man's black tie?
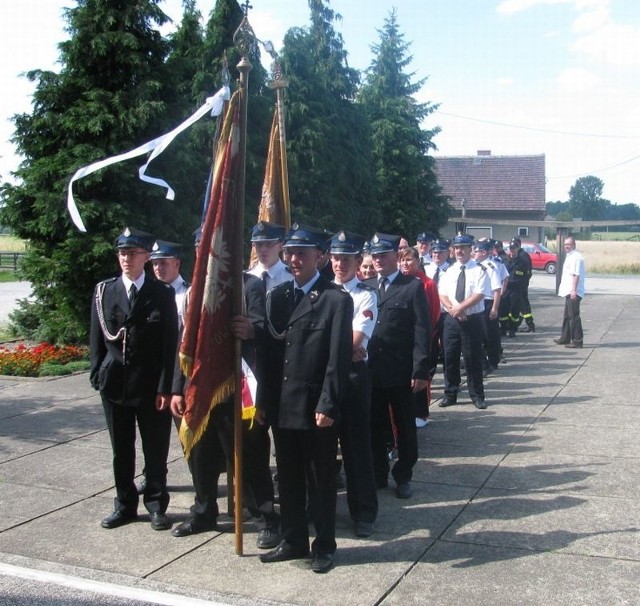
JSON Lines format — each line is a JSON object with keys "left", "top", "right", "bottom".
{"left": 293, "top": 287, "right": 304, "bottom": 308}
{"left": 434, "top": 267, "right": 440, "bottom": 287}
{"left": 128, "top": 284, "right": 138, "bottom": 308}
{"left": 379, "top": 276, "right": 388, "bottom": 295}
{"left": 261, "top": 271, "right": 269, "bottom": 295}
{"left": 455, "top": 266, "right": 466, "bottom": 303}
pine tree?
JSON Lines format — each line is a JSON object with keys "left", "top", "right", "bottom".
{"left": 281, "top": 0, "right": 378, "bottom": 233}
{"left": 358, "top": 9, "right": 449, "bottom": 238}
{"left": 0, "top": 0, "right": 177, "bottom": 342}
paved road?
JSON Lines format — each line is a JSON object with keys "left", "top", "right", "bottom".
{"left": 0, "top": 281, "right": 32, "bottom": 324}
{"left": 2, "top": 278, "right": 639, "bottom": 605}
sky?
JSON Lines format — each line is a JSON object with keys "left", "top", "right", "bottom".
{"left": 1, "top": 0, "right": 639, "bottom": 204}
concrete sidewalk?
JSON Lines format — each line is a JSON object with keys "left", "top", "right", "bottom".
{"left": 1, "top": 281, "right": 639, "bottom": 605}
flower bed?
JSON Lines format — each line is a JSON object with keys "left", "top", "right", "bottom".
{"left": 0, "top": 342, "right": 89, "bottom": 377}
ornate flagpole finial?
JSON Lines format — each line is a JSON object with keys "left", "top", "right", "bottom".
{"left": 233, "top": 4, "right": 257, "bottom": 59}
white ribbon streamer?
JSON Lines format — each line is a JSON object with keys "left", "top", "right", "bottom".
{"left": 67, "top": 86, "right": 230, "bottom": 232}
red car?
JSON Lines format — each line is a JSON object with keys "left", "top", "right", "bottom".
{"left": 520, "top": 242, "right": 557, "bottom": 274}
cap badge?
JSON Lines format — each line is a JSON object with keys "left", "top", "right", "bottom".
{"left": 124, "top": 227, "right": 131, "bottom": 237}
{"left": 338, "top": 231, "right": 346, "bottom": 242}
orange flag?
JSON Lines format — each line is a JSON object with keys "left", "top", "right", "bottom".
{"left": 249, "top": 106, "right": 290, "bottom": 267}
{"left": 179, "top": 91, "right": 241, "bottom": 458}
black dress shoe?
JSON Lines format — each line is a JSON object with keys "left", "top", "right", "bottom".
{"left": 311, "top": 553, "right": 334, "bottom": 574}
{"left": 473, "top": 397, "right": 487, "bottom": 410}
{"left": 101, "top": 510, "right": 137, "bottom": 529}
{"left": 354, "top": 520, "right": 374, "bottom": 538}
{"left": 565, "top": 342, "right": 583, "bottom": 349}
{"left": 257, "top": 527, "right": 281, "bottom": 549}
{"left": 520, "top": 324, "right": 535, "bottom": 333}
{"left": 553, "top": 338, "right": 569, "bottom": 345}
{"left": 171, "top": 516, "right": 217, "bottom": 537}
{"left": 395, "top": 482, "right": 413, "bottom": 499}
{"left": 438, "top": 398, "right": 456, "bottom": 408}
{"left": 150, "top": 512, "right": 171, "bottom": 531}
{"left": 259, "top": 541, "right": 309, "bottom": 563}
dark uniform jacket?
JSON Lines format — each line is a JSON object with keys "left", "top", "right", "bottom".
{"left": 365, "top": 273, "right": 431, "bottom": 389}
{"left": 256, "top": 276, "right": 353, "bottom": 430}
{"left": 506, "top": 250, "right": 532, "bottom": 286}
{"left": 90, "top": 276, "right": 178, "bottom": 406}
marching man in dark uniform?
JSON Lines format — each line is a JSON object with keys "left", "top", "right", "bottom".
{"left": 90, "top": 227, "right": 178, "bottom": 530}
{"left": 256, "top": 224, "right": 353, "bottom": 574}
{"left": 365, "top": 232, "right": 431, "bottom": 499}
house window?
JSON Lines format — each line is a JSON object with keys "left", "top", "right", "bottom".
{"left": 518, "top": 227, "right": 529, "bottom": 237}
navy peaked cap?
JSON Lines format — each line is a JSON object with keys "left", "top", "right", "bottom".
{"left": 473, "top": 238, "right": 492, "bottom": 252}
{"left": 328, "top": 230, "right": 366, "bottom": 255}
{"left": 251, "top": 220, "right": 286, "bottom": 241}
{"left": 368, "top": 232, "right": 401, "bottom": 254}
{"left": 150, "top": 240, "right": 184, "bottom": 260}
{"left": 453, "top": 234, "right": 474, "bottom": 246}
{"left": 430, "top": 238, "right": 449, "bottom": 252}
{"left": 116, "top": 227, "right": 155, "bottom": 251}
{"left": 416, "top": 231, "right": 436, "bottom": 243}
{"left": 284, "top": 223, "right": 328, "bottom": 251}
{"left": 509, "top": 237, "right": 522, "bottom": 248}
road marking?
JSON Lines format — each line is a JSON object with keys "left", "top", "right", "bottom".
{"left": 0, "top": 562, "right": 227, "bottom": 605}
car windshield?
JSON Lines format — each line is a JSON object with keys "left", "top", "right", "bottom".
{"left": 537, "top": 243, "right": 552, "bottom": 253}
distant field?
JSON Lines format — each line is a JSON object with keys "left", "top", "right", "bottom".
{"left": 591, "top": 231, "right": 640, "bottom": 242}
{"left": 572, "top": 241, "right": 640, "bottom": 274}
{"left": 0, "top": 235, "right": 26, "bottom": 252}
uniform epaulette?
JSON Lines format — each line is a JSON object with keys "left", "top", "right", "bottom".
{"left": 182, "top": 280, "right": 190, "bottom": 289}
{"left": 161, "top": 282, "right": 173, "bottom": 289}
{"left": 486, "top": 262, "right": 495, "bottom": 270}
{"left": 98, "top": 277, "right": 118, "bottom": 286}
{"left": 356, "top": 282, "right": 375, "bottom": 291}
{"left": 494, "top": 256, "right": 504, "bottom": 264}
{"left": 479, "top": 264, "right": 487, "bottom": 272}
{"left": 284, "top": 266, "right": 292, "bottom": 274}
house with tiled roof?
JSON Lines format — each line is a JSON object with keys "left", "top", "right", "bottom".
{"left": 434, "top": 151, "right": 546, "bottom": 243}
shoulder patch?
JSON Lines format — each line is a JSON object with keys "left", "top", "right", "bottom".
{"left": 356, "top": 282, "right": 375, "bottom": 291}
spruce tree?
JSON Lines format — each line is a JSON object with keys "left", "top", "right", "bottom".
{"left": 281, "top": 0, "right": 378, "bottom": 233}
{"left": 358, "top": 9, "right": 449, "bottom": 237}
{"left": 0, "top": 0, "right": 177, "bottom": 342}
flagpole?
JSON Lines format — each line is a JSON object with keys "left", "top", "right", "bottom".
{"left": 268, "top": 59, "right": 291, "bottom": 228}
{"left": 232, "top": 7, "right": 254, "bottom": 557}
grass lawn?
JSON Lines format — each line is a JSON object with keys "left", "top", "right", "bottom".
{"left": 0, "top": 235, "right": 26, "bottom": 252}
{"left": 0, "top": 271, "right": 19, "bottom": 283}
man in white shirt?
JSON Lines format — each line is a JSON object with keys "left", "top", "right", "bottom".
{"left": 329, "top": 230, "right": 378, "bottom": 538}
{"left": 247, "top": 221, "right": 293, "bottom": 291}
{"left": 438, "top": 234, "right": 490, "bottom": 409}
{"left": 150, "top": 240, "right": 189, "bottom": 328}
{"left": 554, "top": 235, "right": 586, "bottom": 349}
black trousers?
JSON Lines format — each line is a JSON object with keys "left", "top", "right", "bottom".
{"left": 188, "top": 397, "right": 275, "bottom": 523}
{"left": 101, "top": 395, "right": 171, "bottom": 515}
{"left": 500, "top": 284, "right": 523, "bottom": 332}
{"left": 273, "top": 425, "right": 338, "bottom": 555}
{"left": 371, "top": 384, "right": 418, "bottom": 486}
{"left": 560, "top": 295, "right": 583, "bottom": 344}
{"left": 339, "top": 361, "right": 378, "bottom": 524}
{"left": 443, "top": 313, "right": 485, "bottom": 401}
{"left": 483, "top": 299, "right": 502, "bottom": 368}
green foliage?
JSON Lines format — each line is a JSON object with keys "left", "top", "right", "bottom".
{"left": 39, "top": 359, "right": 91, "bottom": 376}
{"left": 569, "top": 176, "right": 608, "bottom": 220}
{"left": 281, "top": 0, "right": 378, "bottom": 233}
{"left": 357, "top": 9, "right": 449, "bottom": 237}
{"left": 0, "top": 0, "right": 271, "bottom": 343}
